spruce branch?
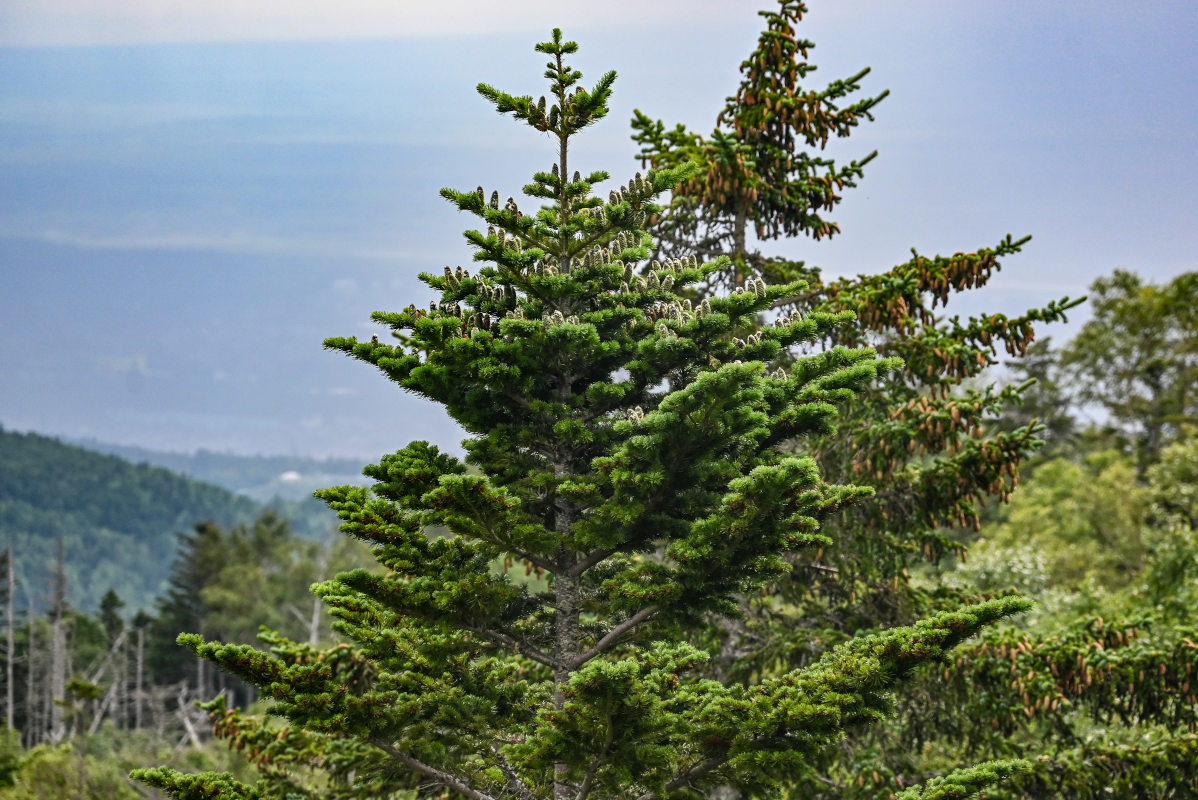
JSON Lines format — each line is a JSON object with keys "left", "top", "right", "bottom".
{"left": 462, "top": 624, "right": 563, "bottom": 671}
{"left": 490, "top": 745, "right": 539, "bottom": 800}
{"left": 568, "top": 604, "right": 660, "bottom": 669}
{"left": 371, "top": 739, "right": 499, "bottom": 800}
{"left": 635, "top": 756, "right": 726, "bottom": 800}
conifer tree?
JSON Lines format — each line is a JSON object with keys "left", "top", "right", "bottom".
{"left": 99, "top": 588, "right": 125, "bottom": 645}
{"left": 627, "top": 6, "right": 1198, "bottom": 797}
{"left": 147, "top": 521, "right": 227, "bottom": 693}
{"left": 630, "top": 2, "right": 1088, "bottom": 795}
{"left": 135, "top": 30, "right": 1029, "bottom": 800}
{"left": 631, "top": 0, "right": 887, "bottom": 293}
{"left": 632, "top": 0, "right": 1079, "bottom": 659}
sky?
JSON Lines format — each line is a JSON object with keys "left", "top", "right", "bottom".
{"left": 1, "top": 1, "right": 1196, "bottom": 461}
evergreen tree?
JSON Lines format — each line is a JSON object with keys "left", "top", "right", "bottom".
{"left": 632, "top": 0, "right": 1078, "bottom": 654}
{"left": 147, "top": 521, "right": 227, "bottom": 692}
{"left": 98, "top": 589, "right": 124, "bottom": 646}
{"left": 135, "top": 30, "right": 1029, "bottom": 800}
{"left": 628, "top": 2, "right": 1089, "bottom": 795}
{"left": 631, "top": 0, "right": 886, "bottom": 292}
{"left": 633, "top": 1, "right": 1079, "bottom": 637}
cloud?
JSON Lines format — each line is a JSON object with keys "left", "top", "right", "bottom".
{"left": 309, "top": 386, "right": 358, "bottom": 398}
{"left": 0, "top": 228, "right": 452, "bottom": 263}
{"left": 1, "top": 0, "right": 740, "bottom": 47}
{"left": 95, "top": 353, "right": 150, "bottom": 377}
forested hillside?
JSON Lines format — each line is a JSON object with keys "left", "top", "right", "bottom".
{"left": 0, "top": 427, "right": 265, "bottom": 613}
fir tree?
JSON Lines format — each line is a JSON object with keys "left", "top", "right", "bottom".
{"left": 135, "top": 30, "right": 1029, "bottom": 800}
{"left": 632, "top": 4, "right": 1080, "bottom": 622}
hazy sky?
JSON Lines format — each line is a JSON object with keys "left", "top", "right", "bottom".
{"left": 2, "top": 2, "right": 1196, "bottom": 460}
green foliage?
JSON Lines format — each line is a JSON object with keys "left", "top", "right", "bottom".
{"left": 1003, "top": 728, "right": 1198, "bottom": 799}
{"left": 996, "top": 339, "right": 1076, "bottom": 457}
{"left": 0, "top": 743, "right": 141, "bottom": 800}
{"left": 624, "top": 8, "right": 1198, "bottom": 800}
{"left": 1061, "top": 269, "right": 1197, "bottom": 468}
{"left": 0, "top": 426, "right": 262, "bottom": 613}
{"left": 894, "top": 760, "right": 1030, "bottom": 800}
{"left": 149, "top": 512, "right": 371, "bottom": 689}
{"left": 0, "top": 725, "right": 264, "bottom": 800}
{"left": 138, "top": 29, "right": 1024, "bottom": 800}
{"left": 1142, "top": 437, "right": 1198, "bottom": 614}
{"left": 957, "top": 454, "right": 1149, "bottom": 600}
{"left": 199, "top": 512, "right": 324, "bottom": 644}
{"left": 0, "top": 730, "right": 20, "bottom": 789}
{"left": 99, "top": 588, "right": 125, "bottom": 643}
{"left": 889, "top": 429, "right": 1198, "bottom": 799}
{"left": 148, "top": 519, "right": 233, "bottom": 687}
{"left": 632, "top": 0, "right": 887, "bottom": 289}
{"left": 631, "top": 7, "right": 1082, "bottom": 682}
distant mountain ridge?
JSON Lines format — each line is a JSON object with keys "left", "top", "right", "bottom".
{"left": 66, "top": 437, "right": 369, "bottom": 502}
{"left": 0, "top": 426, "right": 362, "bottom": 615}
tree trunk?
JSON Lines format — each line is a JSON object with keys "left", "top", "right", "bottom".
{"left": 5, "top": 543, "right": 13, "bottom": 730}
{"left": 732, "top": 205, "right": 747, "bottom": 287}
{"left": 135, "top": 626, "right": 144, "bottom": 730}
{"left": 49, "top": 538, "right": 67, "bottom": 743}
{"left": 24, "top": 592, "right": 36, "bottom": 747}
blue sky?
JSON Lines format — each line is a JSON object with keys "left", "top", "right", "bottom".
{"left": 1, "top": 2, "right": 1196, "bottom": 460}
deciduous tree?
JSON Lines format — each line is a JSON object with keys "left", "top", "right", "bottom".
{"left": 1061, "top": 269, "right": 1197, "bottom": 469}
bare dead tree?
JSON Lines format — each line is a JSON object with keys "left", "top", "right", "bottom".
{"left": 4, "top": 542, "right": 13, "bottom": 731}
{"left": 49, "top": 537, "right": 68, "bottom": 743}
{"left": 135, "top": 625, "right": 144, "bottom": 730}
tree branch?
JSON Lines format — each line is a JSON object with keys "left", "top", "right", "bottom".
{"left": 575, "top": 701, "right": 616, "bottom": 800}
{"left": 371, "top": 739, "right": 498, "bottom": 800}
{"left": 463, "top": 624, "right": 562, "bottom": 671}
{"left": 569, "top": 605, "right": 660, "bottom": 669}
{"left": 575, "top": 762, "right": 598, "bottom": 800}
{"left": 567, "top": 547, "right": 617, "bottom": 578}
{"left": 636, "top": 755, "right": 728, "bottom": 800}
{"left": 482, "top": 525, "right": 556, "bottom": 573}
{"left": 490, "top": 744, "right": 537, "bottom": 800}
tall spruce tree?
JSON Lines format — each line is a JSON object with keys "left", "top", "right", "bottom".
{"left": 632, "top": 0, "right": 1078, "bottom": 660}
{"left": 630, "top": 2, "right": 1088, "bottom": 796}
{"left": 135, "top": 30, "right": 1030, "bottom": 800}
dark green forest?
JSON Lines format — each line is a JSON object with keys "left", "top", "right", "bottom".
{"left": 1, "top": 4, "right": 1195, "bottom": 799}
{"left": 0, "top": 428, "right": 265, "bottom": 614}
{"left": 0, "top": 428, "right": 342, "bottom": 614}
